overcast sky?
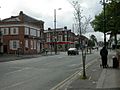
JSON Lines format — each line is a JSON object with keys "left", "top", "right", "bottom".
{"left": 0, "top": 0, "right": 109, "bottom": 41}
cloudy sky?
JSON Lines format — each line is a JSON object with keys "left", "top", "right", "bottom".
{"left": 0, "top": 0, "right": 109, "bottom": 41}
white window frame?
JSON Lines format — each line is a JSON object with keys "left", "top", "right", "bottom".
{"left": 58, "top": 35, "right": 62, "bottom": 42}
{"left": 47, "top": 38, "right": 50, "bottom": 42}
{"left": 9, "top": 40, "right": 19, "bottom": 50}
{"left": 37, "top": 30, "right": 40, "bottom": 37}
{"left": 25, "top": 40, "right": 29, "bottom": 48}
{"left": 10, "top": 27, "right": 19, "bottom": 35}
{"left": 34, "top": 40, "right": 36, "bottom": 49}
{"left": 30, "top": 28, "right": 36, "bottom": 36}
{"left": 1, "top": 28, "right": 9, "bottom": 35}
{"left": 25, "top": 27, "right": 29, "bottom": 35}
{"left": 31, "top": 40, "right": 33, "bottom": 49}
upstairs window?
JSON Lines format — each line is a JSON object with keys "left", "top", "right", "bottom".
{"left": 37, "top": 30, "right": 40, "bottom": 37}
{"left": 25, "top": 27, "right": 29, "bottom": 35}
{"left": 10, "top": 27, "right": 19, "bottom": 35}
{"left": 30, "top": 28, "right": 36, "bottom": 36}
{"left": 1, "top": 28, "right": 9, "bottom": 35}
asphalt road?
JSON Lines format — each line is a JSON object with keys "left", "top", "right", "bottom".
{"left": 0, "top": 50, "right": 100, "bottom": 90}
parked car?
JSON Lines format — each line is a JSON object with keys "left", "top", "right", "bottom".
{"left": 67, "top": 48, "right": 79, "bottom": 55}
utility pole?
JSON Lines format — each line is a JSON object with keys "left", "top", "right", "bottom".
{"left": 54, "top": 8, "right": 62, "bottom": 55}
{"left": 54, "top": 9, "right": 57, "bottom": 55}
{"left": 103, "top": 0, "right": 107, "bottom": 47}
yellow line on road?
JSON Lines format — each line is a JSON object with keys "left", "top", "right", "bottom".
{"left": 50, "top": 59, "right": 98, "bottom": 90}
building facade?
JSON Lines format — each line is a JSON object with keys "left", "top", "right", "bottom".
{"left": 0, "top": 11, "right": 44, "bottom": 54}
{"left": 75, "top": 35, "right": 89, "bottom": 49}
{"left": 44, "top": 27, "right": 76, "bottom": 51}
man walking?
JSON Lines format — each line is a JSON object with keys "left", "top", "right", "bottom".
{"left": 100, "top": 46, "right": 108, "bottom": 68}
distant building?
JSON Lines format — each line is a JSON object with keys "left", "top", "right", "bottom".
{"left": 0, "top": 30, "right": 3, "bottom": 54}
{"left": 75, "top": 35, "right": 89, "bottom": 49}
{"left": 0, "top": 11, "right": 44, "bottom": 54}
{"left": 44, "top": 27, "right": 75, "bottom": 51}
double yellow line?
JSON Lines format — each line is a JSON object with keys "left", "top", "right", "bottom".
{"left": 50, "top": 59, "right": 98, "bottom": 90}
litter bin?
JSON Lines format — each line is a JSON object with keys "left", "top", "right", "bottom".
{"left": 112, "top": 56, "right": 119, "bottom": 68}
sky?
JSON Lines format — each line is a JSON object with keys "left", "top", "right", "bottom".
{"left": 0, "top": 0, "right": 109, "bottom": 41}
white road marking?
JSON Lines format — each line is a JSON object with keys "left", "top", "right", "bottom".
{"left": 1, "top": 76, "right": 39, "bottom": 90}
{"left": 5, "top": 67, "right": 30, "bottom": 75}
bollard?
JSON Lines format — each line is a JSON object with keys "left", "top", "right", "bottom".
{"left": 112, "top": 56, "right": 119, "bottom": 68}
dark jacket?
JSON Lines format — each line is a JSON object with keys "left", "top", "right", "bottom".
{"left": 100, "top": 47, "right": 108, "bottom": 57}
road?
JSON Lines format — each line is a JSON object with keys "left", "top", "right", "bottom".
{"left": 0, "top": 50, "right": 100, "bottom": 90}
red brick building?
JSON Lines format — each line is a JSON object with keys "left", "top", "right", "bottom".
{"left": 44, "top": 27, "right": 75, "bottom": 51}
{"left": 0, "top": 11, "right": 44, "bottom": 54}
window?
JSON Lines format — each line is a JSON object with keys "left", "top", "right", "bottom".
{"left": 30, "top": 28, "right": 36, "bottom": 36}
{"left": 10, "top": 27, "right": 18, "bottom": 35}
{"left": 65, "top": 37, "right": 67, "bottom": 41}
{"left": 9, "top": 40, "right": 19, "bottom": 50}
{"left": 31, "top": 40, "right": 33, "bottom": 49}
{"left": 34, "top": 40, "right": 36, "bottom": 49}
{"left": 25, "top": 40, "right": 29, "bottom": 48}
{"left": 1, "top": 28, "right": 9, "bottom": 35}
{"left": 37, "top": 30, "right": 40, "bottom": 37}
{"left": 25, "top": 27, "right": 29, "bottom": 35}
{"left": 47, "top": 38, "right": 50, "bottom": 42}
{"left": 37, "top": 42, "right": 40, "bottom": 52}
{"left": 13, "top": 41, "right": 17, "bottom": 48}
{"left": 58, "top": 35, "right": 62, "bottom": 42}
{"left": 47, "top": 33, "right": 50, "bottom": 37}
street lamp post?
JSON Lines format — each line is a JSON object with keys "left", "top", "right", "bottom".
{"left": 54, "top": 8, "right": 62, "bottom": 54}
{"left": 103, "top": 0, "right": 107, "bottom": 47}
{"left": 100, "top": 0, "right": 108, "bottom": 47}
{"left": 54, "top": 9, "right": 57, "bottom": 54}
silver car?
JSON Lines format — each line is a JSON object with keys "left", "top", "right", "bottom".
{"left": 67, "top": 48, "right": 79, "bottom": 55}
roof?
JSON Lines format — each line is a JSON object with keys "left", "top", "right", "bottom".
{"left": 1, "top": 11, "right": 44, "bottom": 24}
{"left": 20, "top": 11, "right": 44, "bottom": 23}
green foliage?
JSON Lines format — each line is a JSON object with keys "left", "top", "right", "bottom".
{"left": 90, "top": 35, "right": 97, "bottom": 43}
{"left": 91, "top": 1, "right": 120, "bottom": 34}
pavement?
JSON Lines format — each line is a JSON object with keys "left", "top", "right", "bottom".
{"left": 59, "top": 50, "right": 120, "bottom": 90}
{"left": 0, "top": 50, "right": 120, "bottom": 90}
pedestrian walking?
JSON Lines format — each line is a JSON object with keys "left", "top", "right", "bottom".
{"left": 100, "top": 46, "right": 108, "bottom": 68}
{"left": 45, "top": 49, "right": 48, "bottom": 55}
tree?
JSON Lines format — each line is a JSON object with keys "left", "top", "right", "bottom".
{"left": 90, "top": 35, "right": 97, "bottom": 46}
{"left": 91, "top": 0, "right": 120, "bottom": 47}
{"left": 70, "top": 1, "right": 91, "bottom": 48}
{"left": 88, "top": 40, "right": 93, "bottom": 54}
{"left": 71, "top": 1, "right": 91, "bottom": 79}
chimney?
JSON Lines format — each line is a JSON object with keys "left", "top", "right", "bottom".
{"left": 48, "top": 28, "right": 51, "bottom": 30}
{"left": 19, "top": 11, "right": 23, "bottom": 15}
{"left": 19, "top": 11, "right": 24, "bottom": 22}
{"left": 64, "top": 26, "right": 67, "bottom": 30}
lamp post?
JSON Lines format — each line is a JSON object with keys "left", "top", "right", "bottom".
{"left": 54, "top": 8, "right": 62, "bottom": 54}
{"left": 103, "top": 0, "right": 107, "bottom": 47}
{"left": 100, "top": 0, "right": 108, "bottom": 47}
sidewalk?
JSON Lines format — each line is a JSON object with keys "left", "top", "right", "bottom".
{"left": 97, "top": 50, "right": 120, "bottom": 89}
{"left": 63, "top": 50, "right": 120, "bottom": 90}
